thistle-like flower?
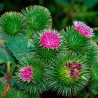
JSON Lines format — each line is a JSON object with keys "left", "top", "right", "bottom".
{"left": 16, "top": 58, "right": 47, "bottom": 93}
{"left": 39, "top": 30, "right": 62, "bottom": 50}
{"left": 73, "top": 21, "right": 94, "bottom": 37}
{"left": 48, "top": 53, "right": 90, "bottom": 96}
{"left": 0, "top": 12, "right": 25, "bottom": 35}
{"left": 66, "top": 61, "right": 82, "bottom": 79}
{"left": 18, "top": 66, "right": 34, "bottom": 83}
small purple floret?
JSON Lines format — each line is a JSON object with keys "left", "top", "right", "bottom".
{"left": 66, "top": 61, "right": 82, "bottom": 78}
{"left": 73, "top": 21, "right": 94, "bottom": 37}
{"left": 18, "top": 66, "right": 34, "bottom": 83}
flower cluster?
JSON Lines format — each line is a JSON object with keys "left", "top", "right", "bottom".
{"left": 39, "top": 30, "right": 62, "bottom": 50}
{"left": 18, "top": 66, "right": 34, "bottom": 83}
{"left": 73, "top": 21, "right": 94, "bottom": 37}
{"left": 66, "top": 61, "right": 82, "bottom": 79}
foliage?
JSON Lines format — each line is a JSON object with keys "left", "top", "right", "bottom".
{"left": 0, "top": 4, "right": 98, "bottom": 98}
{"left": 5, "top": 38, "right": 31, "bottom": 63}
{"left": 0, "top": 45, "right": 14, "bottom": 64}
{"left": 0, "top": 78, "right": 17, "bottom": 98}
{"left": 0, "top": 78, "right": 40, "bottom": 98}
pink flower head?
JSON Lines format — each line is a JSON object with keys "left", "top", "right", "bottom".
{"left": 39, "top": 29, "right": 62, "bottom": 50}
{"left": 73, "top": 21, "right": 94, "bottom": 37}
{"left": 18, "top": 66, "right": 34, "bottom": 83}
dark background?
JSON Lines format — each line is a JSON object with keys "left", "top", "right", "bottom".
{"left": 0, "top": 0, "right": 98, "bottom": 98}
{"left": 0, "top": 0, "right": 98, "bottom": 43}
{"left": 0, "top": 0, "right": 98, "bottom": 30}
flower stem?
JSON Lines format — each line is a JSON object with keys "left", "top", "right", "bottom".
{"left": 7, "top": 61, "right": 10, "bottom": 73}
{"left": 9, "top": 63, "right": 16, "bottom": 75}
{"left": 26, "top": 29, "right": 32, "bottom": 38}
{"left": 5, "top": 46, "right": 11, "bottom": 74}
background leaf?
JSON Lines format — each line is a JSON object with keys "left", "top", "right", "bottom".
{"left": 55, "top": 0, "right": 71, "bottom": 7}
{"left": 5, "top": 38, "right": 31, "bottom": 63}
{"left": 0, "top": 45, "right": 14, "bottom": 64}
{"left": 84, "top": 0, "right": 98, "bottom": 8}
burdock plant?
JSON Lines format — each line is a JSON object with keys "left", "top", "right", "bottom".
{"left": 15, "top": 58, "right": 47, "bottom": 94}
{"left": 0, "top": 5, "right": 98, "bottom": 98}
{"left": 0, "top": 12, "right": 25, "bottom": 36}
{"left": 48, "top": 53, "right": 90, "bottom": 96}
{"left": 30, "top": 29, "right": 66, "bottom": 63}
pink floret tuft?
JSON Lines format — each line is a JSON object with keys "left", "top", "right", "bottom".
{"left": 73, "top": 21, "right": 94, "bottom": 37}
{"left": 39, "top": 30, "right": 62, "bottom": 50}
{"left": 18, "top": 66, "right": 34, "bottom": 83}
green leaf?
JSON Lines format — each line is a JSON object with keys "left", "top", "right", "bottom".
{"left": 84, "top": 0, "right": 98, "bottom": 8}
{"left": 55, "top": 0, "right": 71, "bottom": 7}
{"left": 5, "top": 38, "right": 31, "bottom": 63}
{"left": 0, "top": 45, "right": 14, "bottom": 64}
{"left": 27, "top": 39, "right": 35, "bottom": 51}
{"left": 0, "top": 33, "right": 10, "bottom": 42}
{"left": 22, "top": 5, "right": 52, "bottom": 31}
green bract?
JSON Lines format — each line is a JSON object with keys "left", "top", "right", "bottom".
{"left": 0, "top": 12, "right": 25, "bottom": 35}
{"left": 90, "top": 64, "right": 98, "bottom": 94}
{"left": 48, "top": 53, "right": 90, "bottom": 96}
{"left": 61, "top": 27, "right": 90, "bottom": 54}
{"left": 15, "top": 58, "right": 47, "bottom": 94}
{"left": 22, "top": 5, "right": 52, "bottom": 31}
{"left": 86, "top": 42, "right": 98, "bottom": 67}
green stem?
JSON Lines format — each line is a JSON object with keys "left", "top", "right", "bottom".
{"left": 26, "top": 29, "right": 32, "bottom": 38}
{"left": 7, "top": 61, "right": 10, "bottom": 73}
{"left": 5, "top": 46, "right": 11, "bottom": 73}
{"left": 9, "top": 63, "right": 16, "bottom": 75}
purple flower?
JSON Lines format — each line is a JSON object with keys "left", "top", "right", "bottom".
{"left": 73, "top": 21, "right": 94, "bottom": 37}
{"left": 76, "top": 64, "right": 82, "bottom": 70}
{"left": 18, "top": 66, "right": 34, "bottom": 83}
{"left": 66, "top": 61, "right": 82, "bottom": 78}
{"left": 71, "top": 69, "right": 80, "bottom": 77}
{"left": 39, "top": 29, "right": 62, "bottom": 50}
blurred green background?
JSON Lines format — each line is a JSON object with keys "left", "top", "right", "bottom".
{"left": 0, "top": 0, "right": 98, "bottom": 43}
